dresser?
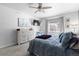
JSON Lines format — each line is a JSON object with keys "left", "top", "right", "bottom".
{"left": 17, "top": 28, "right": 35, "bottom": 45}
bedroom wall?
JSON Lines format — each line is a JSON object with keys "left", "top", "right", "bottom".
{"left": 63, "top": 11, "right": 79, "bottom": 33}
{"left": 0, "top": 5, "right": 32, "bottom": 48}
{"left": 40, "top": 19, "right": 47, "bottom": 34}
{"left": 40, "top": 11, "right": 79, "bottom": 34}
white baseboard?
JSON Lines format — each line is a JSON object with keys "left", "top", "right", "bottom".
{"left": 0, "top": 43, "right": 17, "bottom": 48}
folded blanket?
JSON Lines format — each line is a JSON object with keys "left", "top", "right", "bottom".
{"left": 36, "top": 35, "right": 52, "bottom": 39}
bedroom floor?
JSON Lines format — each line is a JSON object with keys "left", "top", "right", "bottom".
{"left": 0, "top": 43, "right": 30, "bottom": 56}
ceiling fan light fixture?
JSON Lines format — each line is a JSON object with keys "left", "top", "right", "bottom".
{"left": 29, "top": 3, "right": 52, "bottom": 13}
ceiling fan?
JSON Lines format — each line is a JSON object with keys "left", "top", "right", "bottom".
{"left": 29, "top": 3, "right": 52, "bottom": 13}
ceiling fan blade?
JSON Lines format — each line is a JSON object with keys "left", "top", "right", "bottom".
{"left": 34, "top": 10, "right": 39, "bottom": 13}
{"left": 29, "top": 6, "right": 38, "bottom": 9}
{"left": 42, "top": 7, "right": 52, "bottom": 9}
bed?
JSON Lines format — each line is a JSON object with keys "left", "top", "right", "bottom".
{"left": 28, "top": 32, "right": 79, "bottom": 56}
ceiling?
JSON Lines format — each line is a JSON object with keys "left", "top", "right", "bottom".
{"left": 0, "top": 3, "right": 79, "bottom": 18}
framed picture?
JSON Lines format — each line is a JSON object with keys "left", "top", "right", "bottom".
{"left": 18, "top": 18, "right": 27, "bottom": 27}
{"left": 32, "top": 20, "right": 40, "bottom": 26}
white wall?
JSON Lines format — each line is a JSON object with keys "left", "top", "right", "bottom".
{"left": 63, "top": 11, "right": 79, "bottom": 33}
{"left": 0, "top": 5, "right": 32, "bottom": 48}
{"left": 40, "top": 11, "right": 79, "bottom": 34}
{"left": 40, "top": 19, "right": 47, "bottom": 34}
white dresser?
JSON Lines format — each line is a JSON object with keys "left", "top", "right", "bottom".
{"left": 17, "top": 28, "right": 35, "bottom": 45}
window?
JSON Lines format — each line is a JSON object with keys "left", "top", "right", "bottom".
{"left": 47, "top": 17, "right": 64, "bottom": 36}
{"left": 48, "top": 22, "right": 60, "bottom": 35}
